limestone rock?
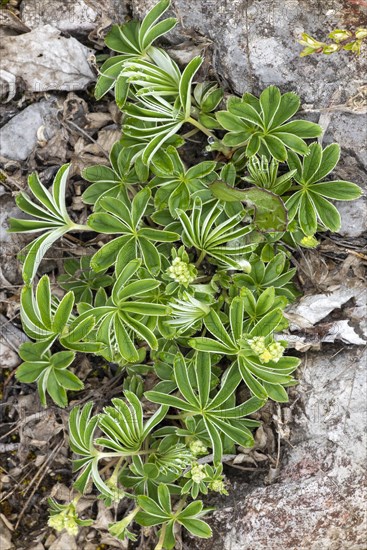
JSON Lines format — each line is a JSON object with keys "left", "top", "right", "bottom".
{"left": 0, "top": 193, "right": 28, "bottom": 285}
{"left": 20, "top": 0, "right": 128, "bottom": 34}
{"left": 0, "top": 98, "right": 60, "bottom": 161}
{"left": 0, "top": 25, "right": 95, "bottom": 93}
{"left": 131, "top": 0, "right": 367, "bottom": 106}
{"left": 21, "top": 0, "right": 98, "bottom": 35}
{"left": 192, "top": 348, "right": 367, "bottom": 550}
{"left": 338, "top": 197, "right": 367, "bottom": 238}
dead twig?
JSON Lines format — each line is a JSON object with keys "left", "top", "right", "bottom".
{"left": 14, "top": 438, "right": 64, "bottom": 530}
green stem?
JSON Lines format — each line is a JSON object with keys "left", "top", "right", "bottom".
{"left": 174, "top": 498, "right": 187, "bottom": 516}
{"left": 165, "top": 413, "right": 193, "bottom": 420}
{"left": 187, "top": 116, "right": 216, "bottom": 139}
{"left": 195, "top": 250, "right": 207, "bottom": 268}
{"left": 109, "top": 456, "right": 125, "bottom": 485}
{"left": 70, "top": 223, "right": 91, "bottom": 232}
{"left": 182, "top": 127, "right": 200, "bottom": 139}
{"left": 99, "top": 449, "right": 153, "bottom": 459}
{"left": 155, "top": 522, "right": 168, "bottom": 550}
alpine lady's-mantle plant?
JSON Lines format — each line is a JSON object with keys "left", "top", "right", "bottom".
{"left": 9, "top": 1, "right": 362, "bottom": 548}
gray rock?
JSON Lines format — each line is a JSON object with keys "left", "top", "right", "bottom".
{"left": 0, "top": 193, "right": 28, "bottom": 285}
{"left": 20, "top": 0, "right": 129, "bottom": 34}
{"left": 131, "top": 0, "right": 367, "bottom": 106}
{"left": 0, "top": 98, "right": 59, "bottom": 161}
{"left": 338, "top": 197, "right": 367, "bottom": 238}
{"left": 0, "top": 25, "right": 95, "bottom": 93}
{"left": 21, "top": 0, "right": 98, "bottom": 35}
{"left": 323, "top": 110, "right": 367, "bottom": 170}
{"left": 192, "top": 348, "right": 367, "bottom": 550}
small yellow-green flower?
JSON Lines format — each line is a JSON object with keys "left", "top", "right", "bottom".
{"left": 267, "top": 342, "right": 284, "bottom": 363}
{"left": 248, "top": 336, "right": 284, "bottom": 363}
{"left": 48, "top": 497, "right": 92, "bottom": 537}
{"left": 108, "top": 507, "right": 139, "bottom": 542}
{"left": 300, "top": 235, "right": 319, "bottom": 248}
{"left": 191, "top": 463, "right": 206, "bottom": 484}
{"left": 209, "top": 479, "right": 228, "bottom": 495}
{"left": 355, "top": 28, "right": 367, "bottom": 40}
{"left": 248, "top": 336, "right": 267, "bottom": 355}
{"left": 167, "top": 257, "right": 197, "bottom": 286}
{"left": 259, "top": 349, "right": 273, "bottom": 363}
{"left": 328, "top": 29, "right": 352, "bottom": 42}
{"left": 189, "top": 439, "right": 208, "bottom": 456}
{"left": 48, "top": 509, "right": 78, "bottom": 536}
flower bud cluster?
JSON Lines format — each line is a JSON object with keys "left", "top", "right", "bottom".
{"left": 300, "top": 235, "right": 319, "bottom": 248}
{"left": 189, "top": 439, "right": 208, "bottom": 456}
{"left": 248, "top": 336, "right": 284, "bottom": 363}
{"left": 48, "top": 509, "right": 79, "bottom": 536}
{"left": 209, "top": 479, "right": 228, "bottom": 495}
{"left": 167, "top": 257, "right": 197, "bottom": 286}
{"left": 190, "top": 463, "right": 206, "bottom": 484}
{"left": 248, "top": 336, "right": 266, "bottom": 355}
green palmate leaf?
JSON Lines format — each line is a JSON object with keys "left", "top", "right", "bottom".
{"left": 88, "top": 189, "right": 179, "bottom": 273}
{"left": 146, "top": 353, "right": 263, "bottom": 462}
{"left": 82, "top": 142, "right": 143, "bottom": 205}
{"left": 286, "top": 144, "right": 362, "bottom": 234}
{"left": 20, "top": 275, "right": 102, "bottom": 354}
{"left": 210, "top": 180, "right": 288, "bottom": 232}
{"left": 8, "top": 165, "right": 88, "bottom": 283}
{"left": 95, "top": 0, "right": 177, "bottom": 101}
{"left": 16, "top": 346, "right": 80, "bottom": 408}
{"left": 76, "top": 260, "right": 170, "bottom": 361}
{"left": 216, "top": 86, "right": 322, "bottom": 160}
{"left": 151, "top": 146, "right": 216, "bottom": 216}
{"left": 69, "top": 395, "right": 167, "bottom": 498}
{"left": 58, "top": 256, "right": 113, "bottom": 305}
{"left": 136, "top": 484, "right": 212, "bottom": 548}
{"left": 190, "top": 296, "right": 299, "bottom": 401}
{"left": 115, "top": 47, "right": 206, "bottom": 165}
{"left": 176, "top": 198, "right": 255, "bottom": 268}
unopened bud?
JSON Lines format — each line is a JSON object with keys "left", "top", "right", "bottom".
{"left": 328, "top": 29, "right": 352, "bottom": 42}
{"left": 300, "top": 235, "right": 319, "bottom": 248}
{"left": 323, "top": 43, "right": 340, "bottom": 54}
{"left": 355, "top": 28, "right": 367, "bottom": 40}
